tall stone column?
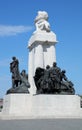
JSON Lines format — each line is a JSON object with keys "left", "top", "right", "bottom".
{"left": 34, "top": 43, "right": 44, "bottom": 71}
{"left": 43, "top": 43, "right": 56, "bottom": 68}
{"left": 27, "top": 11, "right": 58, "bottom": 94}
{"left": 28, "top": 42, "right": 44, "bottom": 94}
{"left": 28, "top": 47, "right": 35, "bottom": 94}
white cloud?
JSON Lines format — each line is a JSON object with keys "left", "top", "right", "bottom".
{"left": 0, "top": 25, "right": 33, "bottom": 36}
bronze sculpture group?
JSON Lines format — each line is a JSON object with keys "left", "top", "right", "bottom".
{"left": 6, "top": 57, "right": 75, "bottom": 95}
{"left": 6, "top": 57, "right": 30, "bottom": 94}
{"left": 34, "top": 62, "right": 75, "bottom": 94}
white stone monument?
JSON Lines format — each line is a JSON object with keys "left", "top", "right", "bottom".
{"left": 1, "top": 11, "right": 82, "bottom": 119}
{"left": 28, "top": 11, "right": 57, "bottom": 94}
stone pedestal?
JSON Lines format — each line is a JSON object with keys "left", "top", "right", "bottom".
{"left": 28, "top": 31, "right": 57, "bottom": 94}
{"left": 2, "top": 94, "right": 82, "bottom": 119}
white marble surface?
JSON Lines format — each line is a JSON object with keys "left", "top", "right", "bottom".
{"left": 28, "top": 31, "right": 57, "bottom": 94}
{"left": 28, "top": 31, "right": 57, "bottom": 48}
{"left": 34, "top": 11, "right": 51, "bottom": 32}
{"left": 2, "top": 94, "right": 82, "bottom": 118}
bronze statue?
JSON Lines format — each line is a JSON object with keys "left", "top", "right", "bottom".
{"left": 10, "top": 56, "right": 21, "bottom": 88}
{"left": 34, "top": 62, "right": 75, "bottom": 95}
{"left": 6, "top": 57, "right": 30, "bottom": 94}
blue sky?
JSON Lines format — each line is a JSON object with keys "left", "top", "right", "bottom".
{"left": 0, "top": 0, "right": 82, "bottom": 98}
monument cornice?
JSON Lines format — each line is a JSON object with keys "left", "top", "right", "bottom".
{"left": 28, "top": 31, "right": 58, "bottom": 49}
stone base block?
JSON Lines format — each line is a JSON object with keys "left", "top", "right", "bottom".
{"left": 2, "top": 94, "right": 82, "bottom": 118}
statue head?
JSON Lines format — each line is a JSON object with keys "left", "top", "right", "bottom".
{"left": 53, "top": 62, "right": 57, "bottom": 67}
{"left": 35, "top": 11, "right": 48, "bottom": 23}
{"left": 12, "top": 56, "right": 16, "bottom": 61}
{"left": 22, "top": 69, "right": 26, "bottom": 73}
{"left": 62, "top": 70, "right": 66, "bottom": 73}
{"left": 21, "top": 70, "right": 26, "bottom": 75}
{"left": 46, "top": 65, "right": 50, "bottom": 69}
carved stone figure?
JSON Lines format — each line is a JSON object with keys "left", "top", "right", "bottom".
{"left": 34, "top": 11, "right": 51, "bottom": 32}
{"left": 34, "top": 62, "right": 75, "bottom": 95}
{"left": 6, "top": 57, "right": 30, "bottom": 94}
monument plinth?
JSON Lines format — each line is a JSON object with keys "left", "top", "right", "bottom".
{"left": 2, "top": 94, "right": 82, "bottom": 119}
